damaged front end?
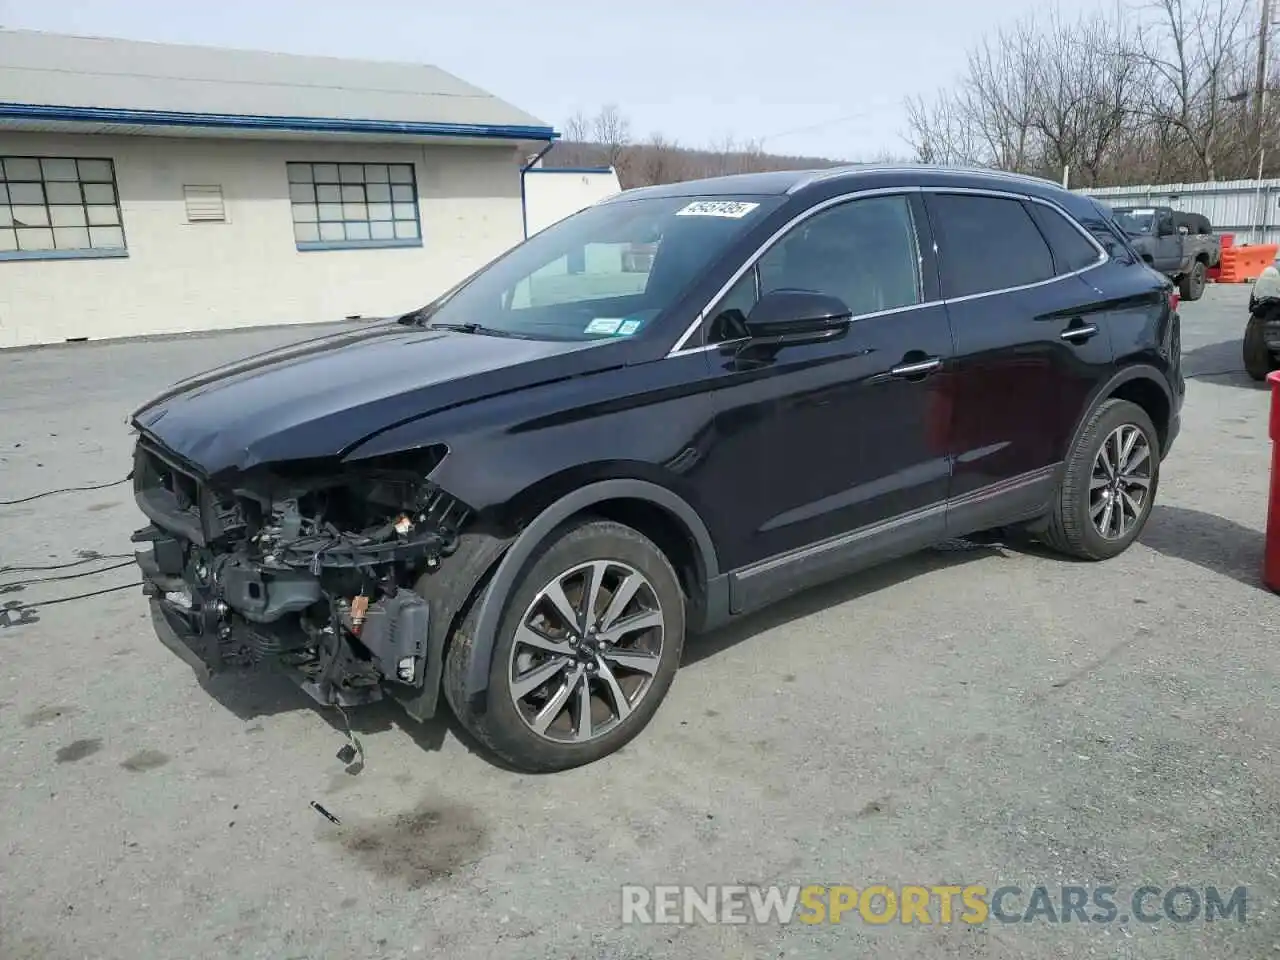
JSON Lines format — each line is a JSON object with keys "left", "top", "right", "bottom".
{"left": 131, "top": 434, "right": 470, "bottom": 714}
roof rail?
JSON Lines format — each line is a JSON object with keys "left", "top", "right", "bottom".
{"left": 786, "top": 163, "right": 1064, "bottom": 194}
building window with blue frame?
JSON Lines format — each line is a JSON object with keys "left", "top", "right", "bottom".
{"left": 0, "top": 156, "right": 127, "bottom": 259}
{"left": 287, "top": 162, "right": 422, "bottom": 250}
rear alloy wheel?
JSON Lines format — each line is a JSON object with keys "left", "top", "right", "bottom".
{"left": 444, "top": 519, "right": 684, "bottom": 772}
{"left": 1088, "top": 424, "right": 1154, "bottom": 542}
{"left": 1179, "top": 260, "right": 1207, "bottom": 301}
{"left": 1243, "top": 313, "right": 1278, "bottom": 382}
{"left": 1039, "top": 399, "right": 1160, "bottom": 561}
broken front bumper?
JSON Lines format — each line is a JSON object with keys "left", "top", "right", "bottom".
{"left": 133, "top": 524, "right": 438, "bottom": 712}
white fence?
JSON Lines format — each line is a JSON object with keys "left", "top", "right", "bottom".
{"left": 1076, "top": 178, "right": 1280, "bottom": 245}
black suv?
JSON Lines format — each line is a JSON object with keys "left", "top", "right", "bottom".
{"left": 130, "top": 166, "right": 1183, "bottom": 772}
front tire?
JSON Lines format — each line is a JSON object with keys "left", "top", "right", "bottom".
{"left": 443, "top": 518, "right": 684, "bottom": 773}
{"left": 1179, "top": 260, "right": 1207, "bottom": 301}
{"left": 1244, "top": 313, "right": 1277, "bottom": 382}
{"left": 1039, "top": 399, "right": 1160, "bottom": 561}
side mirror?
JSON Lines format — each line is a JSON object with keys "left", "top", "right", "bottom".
{"left": 743, "top": 289, "right": 853, "bottom": 340}
{"left": 1157, "top": 219, "right": 1176, "bottom": 237}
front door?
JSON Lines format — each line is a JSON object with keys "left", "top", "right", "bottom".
{"left": 689, "top": 192, "right": 955, "bottom": 613}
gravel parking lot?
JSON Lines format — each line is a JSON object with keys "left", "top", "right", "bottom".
{"left": 2, "top": 287, "right": 1279, "bottom": 960}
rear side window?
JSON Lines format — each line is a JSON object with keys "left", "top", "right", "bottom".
{"left": 1026, "top": 202, "right": 1102, "bottom": 275}
{"left": 1082, "top": 202, "right": 1138, "bottom": 264}
{"left": 928, "top": 193, "right": 1054, "bottom": 298}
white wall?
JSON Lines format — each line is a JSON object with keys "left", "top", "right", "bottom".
{"left": 0, "top": 132, "right": 525, "bottom": 347}
{"left": 523, "top": 168, "right": 621, "bottom": 238}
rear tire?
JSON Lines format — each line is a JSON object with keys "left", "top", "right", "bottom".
{"left": 1179, "top": 260, "right": 1207, "bottom": 301}
{"left": 443, "top": 518, "right": 684, "bottom": 773}
{"left": 1243, "top": 313, "right": 1277, "bottom": 382}
{"left": 1038, "top": 399, "right": 1160, "bottom": 561}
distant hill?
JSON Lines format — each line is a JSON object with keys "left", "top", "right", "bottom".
{"left": 522, "top": 138, "right": 852, "bottom": 190}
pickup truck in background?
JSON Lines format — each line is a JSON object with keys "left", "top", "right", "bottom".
{"left": 1110, "top": 205, "right": 1222, "bottom": 302}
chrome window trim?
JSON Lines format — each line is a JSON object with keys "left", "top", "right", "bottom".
{"left": 668, "top": 184, "right": 1109, "bottom": 357}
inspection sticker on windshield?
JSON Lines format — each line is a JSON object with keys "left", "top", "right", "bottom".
{"left": 676, "top": 200, "right": 760, "bottom": 219}
{"left": 585, "top": 317, "right": 623, "bottom": 335}
{"left": 617, "top": 319, "right": 642, "bottom": 336}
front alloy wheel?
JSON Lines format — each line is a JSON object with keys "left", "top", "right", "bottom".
{"left": 443, "top": 518, "right": 685, "bottom": 772}
{"left": 1089, "top": 424, "right": 1153, "bottom": 541}
{"left": 508, "top": 560, "right": 665, "bottom": 743}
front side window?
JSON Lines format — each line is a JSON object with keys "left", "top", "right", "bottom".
{"left": 287, "top": 162, "right": 420, "bottom": 249}
{"left": 0, "top": 156, "right": 125, "bottom": 257}
{"left": 426, "top": 195, "right": 781, "bottom": 342}
{"left": 929, "top": 193, "right": 1054, "bottom": 298}
{"left": 704, "top": 194, "right": 923, "bottom": 344}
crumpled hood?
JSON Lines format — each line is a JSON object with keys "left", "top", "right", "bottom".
{"left": 132, "top": 320, "right": 611, "bottom": 477}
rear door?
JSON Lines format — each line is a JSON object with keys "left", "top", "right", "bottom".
{"left": 923, "top": 190, "right": 1115, "bottom": 534}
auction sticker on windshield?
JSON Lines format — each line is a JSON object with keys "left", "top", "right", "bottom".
{"left": 585, "top": 317, "right": 623, "bottom": 335}
{"left": 676, "top": 200, "right": 760, "bottom": 219}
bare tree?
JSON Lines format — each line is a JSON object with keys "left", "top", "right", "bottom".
{"left": 903, "top": 92, "right": 982, "bottom": 165}
{"left": 562, "top": 110, "right": 591, "bottom": 144}
{"left": 591, "top": 104, "right": 632, "bottom": 173}
{"left": 641, "top": 132, "right": 686, "bottom": 185}
{"left": 1131, "top": 0, "right": 1252, "bottom": 180}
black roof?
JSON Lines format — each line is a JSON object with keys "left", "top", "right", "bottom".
{"left": 611, "top": 164, "right": 1070, "bottom": 202}
{"left": 604, "top": 163, "right": 1099, "bottom": 224}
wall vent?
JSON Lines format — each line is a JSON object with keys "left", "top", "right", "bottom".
{"left": 183, "top": 185, "right": 226, "bottom": 222}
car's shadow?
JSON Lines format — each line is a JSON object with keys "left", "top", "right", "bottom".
{"left": 191, "top": 503, "right": 1274, "bottom": 764}
{"left": 192, "top": 540, "right": 1006, "bottom": 766}
{"left": 1139, "top": 503, "right": 1270, "bottom": 591}
{"left": 681, "top": 540, "right": 1003, "bottom": 666}
{"left": 1182, "top": 338, "right": 1265, "bottom": 389}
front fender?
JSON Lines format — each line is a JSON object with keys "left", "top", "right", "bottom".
{"left": 459, "top": 479, "right": 720, "bottom": 712}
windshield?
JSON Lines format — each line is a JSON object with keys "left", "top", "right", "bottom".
{"left": 1112, "top": 208, "right": 1155, "bottom": 237}
{"left": 425, "top": 195, "right": 782, "bottom": 341}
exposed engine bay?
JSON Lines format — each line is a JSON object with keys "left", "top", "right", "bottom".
{"left": 131, "top": 434, "right": 472, "bottom": 712}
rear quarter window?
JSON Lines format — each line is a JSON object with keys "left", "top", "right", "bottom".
{"left": 1026, "top": 203, "right": 1103, "bottom": 275}
{"left": 928, "top": 193, "right": 1054, "bottom": 298}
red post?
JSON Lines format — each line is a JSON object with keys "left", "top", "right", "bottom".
{"left": 1266, "top": 370, "right": 1280, "bottom": 592}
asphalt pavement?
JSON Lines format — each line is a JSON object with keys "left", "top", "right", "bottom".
{"left": 1, "top": 289, "right": 1279, "bottom": 959}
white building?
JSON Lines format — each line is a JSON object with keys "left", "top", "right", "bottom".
{"left": 0, "top": 30, "right": 560, "bottom": 348}
{"left": 523, "top": 166, "right": 622, "bottom": 237}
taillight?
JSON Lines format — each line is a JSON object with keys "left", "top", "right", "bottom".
{"left": 1169, "top": 290, "right": 1180, "bottom": 313}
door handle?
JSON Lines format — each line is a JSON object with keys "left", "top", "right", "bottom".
{"left": 889, "top": 357, "right": 942, "bottom": 378}
{"left": 1060, "top": 323, "right": 1099, "bottom": 343}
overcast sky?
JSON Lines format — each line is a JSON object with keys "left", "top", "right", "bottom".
{"left": 0, "top": 0, "right": 1102, "bottom": 160}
